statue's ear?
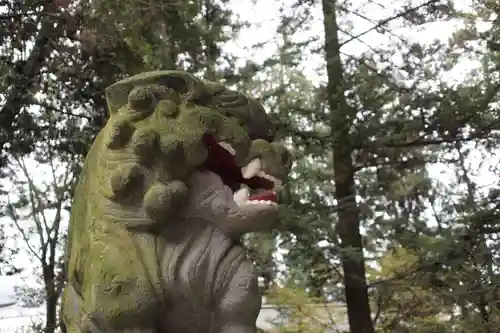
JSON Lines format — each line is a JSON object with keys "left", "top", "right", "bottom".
{"left": 104, "top": 71, "right": 206, "bottom": 115}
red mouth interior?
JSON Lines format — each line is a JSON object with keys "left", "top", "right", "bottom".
{"left": 200, "top": 134, "right": 277, "bottom": 202}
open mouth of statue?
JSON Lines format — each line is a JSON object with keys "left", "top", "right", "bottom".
{"left": 201, "top": 134, "right": 282, "bottom": 206}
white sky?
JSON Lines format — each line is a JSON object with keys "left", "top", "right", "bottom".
{"left": 1, "top": 0, "right": 497, "bottom": 306}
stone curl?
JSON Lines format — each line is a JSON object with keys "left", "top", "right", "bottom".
{"left": 100, "top": 71, "right": 272, "bottom": 228}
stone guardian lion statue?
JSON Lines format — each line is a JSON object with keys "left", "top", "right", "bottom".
{"left": 60, "top": 71, "right": 292, "bottom": 333}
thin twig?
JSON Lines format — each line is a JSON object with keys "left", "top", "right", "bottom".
{"left": 339, "top": 0, "right": 441, "bottom": 47}
{"left": 6, "top": 196, "right": 43, "bottom": 262}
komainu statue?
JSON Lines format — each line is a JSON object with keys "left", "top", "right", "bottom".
{"left": 60, "top": 71, "right": 292, "bottom": 333}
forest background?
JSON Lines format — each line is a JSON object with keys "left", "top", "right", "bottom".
{"left": 1, "top": 0, "right": 500, "bottom": 332}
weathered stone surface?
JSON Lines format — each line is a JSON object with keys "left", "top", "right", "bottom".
{"left": 60, "top": 71, "right": 292, "bottom": 333}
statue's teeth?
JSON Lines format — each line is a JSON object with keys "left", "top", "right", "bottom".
{"left": 242, "top": 159, "right": 261, "bottom": 179}
{"left": 233, "top": 188, "right": 249, "bottom": 206}
{"left": 257, "top": 171, "right": 283, "bottom": 188}
{"left": 217, "top": 142, "right": 236, "bottom": 156}
{"left": 248, "top": 200, "right": 277, "bottom": 206}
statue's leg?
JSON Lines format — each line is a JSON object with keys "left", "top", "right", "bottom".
{"left": 213, "top": 260, "right": 262, "bottom": 333}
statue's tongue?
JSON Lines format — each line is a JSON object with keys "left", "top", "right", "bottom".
{"left": 201, "top": 134, "right": 242, "bottom": 190}
{"left": 249, "top": 190, "right": 277, "bottom": 202}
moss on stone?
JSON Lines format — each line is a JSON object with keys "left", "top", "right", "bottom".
{"left": 131, "top": 127, "right": 158, "bottom": 166}
{"left": 143, "top": 180, "right": 188, "bottom": 221}
{"left": 105, "top": 119, "right": 134, "bottom": 149}
{"left": 109, "top": 163, "right": 144, "bottom": 199}
{"left": 128, "top": 85, "right": 157, "bottom": 112}
{"left": 61, "top": 70, "right": 292, "bottom": 332}
{"left": 155, "top": 99, "right": 179, "bottom": 118}
{"left": 179, "top": 131, "right": 208, "bottom": 167}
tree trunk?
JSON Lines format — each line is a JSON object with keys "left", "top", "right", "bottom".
{"left": 320, "top": 1, "right": 374, "bottom": 333}
{"left": 43, "top": 265, "right": 58, "bottom": 333}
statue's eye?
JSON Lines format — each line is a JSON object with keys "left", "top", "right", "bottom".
{"left": 281, "top": 150, "right": 291, "bottom": 165}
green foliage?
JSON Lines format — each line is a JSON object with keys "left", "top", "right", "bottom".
{"left": 84, "top": 0, "right": 243, "bottom": 75}
{"left": 266, "top": 286, "right": 343, "bottom": 333}
{"left": 244, "top": 0, "right": 500, "bottom": 332}
{"left": 372, "top": 247, "right": 449, "bottom": 332}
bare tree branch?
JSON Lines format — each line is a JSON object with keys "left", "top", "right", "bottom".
{"left": 6, "top": 196, "right": 42, "bottom": 262}
{"left": 339, "top": 0, "right": 441, "bottom": 47}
